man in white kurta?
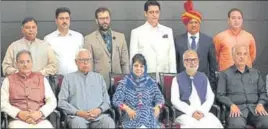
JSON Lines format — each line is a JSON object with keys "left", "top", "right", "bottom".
{"left": 171, "top": 49, "right": 222, "bottom": 128}
{"left": 44, "top": 7, "right": 84, "bottom": 75}
{"left": 129, "top": 1, "right": 176, "bottom": 81}
{"left": 1, "top": 50, "right": 57, "bottom": 128}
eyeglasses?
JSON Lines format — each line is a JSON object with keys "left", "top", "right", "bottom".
{"left": 98, "top": 17, "right": 110, "bottom": 21}
{"left": 184, "top": 58, "right": 198, "bottom": 63}
{"left": 77, "top": 58, "right": 91, "bottom": 63}
{"left": 17, "top": 60, "right": 32, "bottom": 65}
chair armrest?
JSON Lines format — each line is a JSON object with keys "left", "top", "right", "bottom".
{"left": 212, "top": 104, "right": 221, "bottom": 118}
{"left": 160, "top": 106, "right": 170, "bottom": 128}
{"left": 221, "top": 105, "right": 227, "bottom": 126}
{"left": 47, "top": 110, "right": 61, "bottom": 129}
{"left": 104, "top": 108, "right": 115, "bottom": 121}
{"left": 114, "top": 107, "right": 123, "bottom": 128}
{"left": 1, "top": 112, "right": 8, "bottom": 128}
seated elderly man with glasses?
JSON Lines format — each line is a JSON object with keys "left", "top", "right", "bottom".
{"left": 171, "top": 49, "right": 223, "bottom": 128}
{"left": 1, "top": 50, "right": 57, "bottom": 128}
{"left": 58, "top": 48, "right": 115, "bottom": 128}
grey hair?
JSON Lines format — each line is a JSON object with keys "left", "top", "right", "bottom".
{"left": 232, "top": 44, "right": 249, "bottom": 56}
{"left": 182, "top": 49, "right": 199, "bottom": 60}
{"left": 75, "top": 49, "right": 91, "bottom": 59}
{"left": 16, "top": 49, "right": 32, "bottom": 62}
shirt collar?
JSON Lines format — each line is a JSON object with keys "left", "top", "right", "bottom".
{"left": 231, "top": 65, "right": 250, "bottom": 74}
{"left": 99, "top": 29, "right": 112, "bottom": 37}
{"left": 187, "top": 32, "right": 200, "bottom": 39}
{"left": 23, "top": 37, "right": 36, "bottom": 45}
{"left": 56, "top": 29, "right": 72, "bottom": 37}
{"left": 144, "top": 21, "right": 160, "bottom": 31}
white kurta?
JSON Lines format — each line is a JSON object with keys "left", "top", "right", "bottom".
{"left": 171, "top": 77, "right": 223, "bottom": 128}
{"left": 1, "top": 77, "right": 57, "bottom": 128}
{"left": 130, "top": 22, "right": 176, "bottom": 82}
{"left": 44, "top": 30, "right": 84, "bottom": 75}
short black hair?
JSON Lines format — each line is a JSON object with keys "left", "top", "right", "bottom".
{"left": 56, "top": 7, "right": 71, "bottom": 18}
{"left": 132, "top": 54, "right": 147, "bottom": 66}
{"left": 95, "top": 7, "right": 111, "bottom": 19}
{"left": 22, "top": 17, "right": 37, "bottom": 26}
{"left": 144, "top": 0, "right": 161, "bottom": 12}
{"left": 16, "top": 50, "right": 32, "bottom": 62}
{"left": 228, "top": 8, "right": 243, "bottom": 18}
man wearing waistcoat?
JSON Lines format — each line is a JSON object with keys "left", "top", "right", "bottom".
{"left": 1, "top": 50, "right": 57, "bottom": 128}
{"left": 217, "top": 44, "right": 268, "bottom": 128}
{"left": 171, "top": 49, "right": 223, "bottom": 128}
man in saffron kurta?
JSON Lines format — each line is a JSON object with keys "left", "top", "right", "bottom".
{"left": 1, "top": 50, "right": 57, "bottom": 128}
{"left": 214, "top": 8, "right": 256, "bottom": 71}
{"left": 171, "top": 50, "right": 223, "bottom": 128}
{"left": 58, "top": 49, "right": 115, "bottom": 128}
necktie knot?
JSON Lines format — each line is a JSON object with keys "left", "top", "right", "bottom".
{"left": 190, "top": 36, "right": 197, "bottom": 50}
{"left": 191, "top": 36, "right": 196, "bottom": 40}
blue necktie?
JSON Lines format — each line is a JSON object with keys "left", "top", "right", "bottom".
{"left": 190, "top": 36, "right": 197, "bottom": 50}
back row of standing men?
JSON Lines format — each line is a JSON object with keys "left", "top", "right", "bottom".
{"left": 2, "top": 0, "right": 256, "bottom": 92}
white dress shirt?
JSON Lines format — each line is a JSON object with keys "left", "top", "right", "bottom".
{"left": 44, "top": 30, "right": 84, "bottom": 75}
{"left": 1, "top": 77, "right": 57, "bottom": 119}
{"left": 171, "top": 76, "right": 214, "bottom": 115}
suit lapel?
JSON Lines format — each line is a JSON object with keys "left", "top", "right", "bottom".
{"left": 183, "top": 33, "right": 189, "bottom": 52}
{"left": 196, "top": 33, "right": 202, "bottom": 56}
{"left": 96, "top": 31, "right": 111, "bottom": 57}
{"left": 111, "top": 31, "right": 117, "bottom": 61}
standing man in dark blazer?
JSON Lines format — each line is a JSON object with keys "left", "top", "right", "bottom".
{"left": 174, "top": 0, "right": 217, "bottom": 92}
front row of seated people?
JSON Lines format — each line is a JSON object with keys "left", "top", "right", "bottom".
{"left": 1, "top": 45, "right": 268, "bottom": 128}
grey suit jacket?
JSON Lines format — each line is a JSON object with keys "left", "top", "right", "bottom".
{"left": 174, "top": 32, "right": 218, "bottom": 92}
{"left": 83, "top": 30, "right": 130, "bottom": 90}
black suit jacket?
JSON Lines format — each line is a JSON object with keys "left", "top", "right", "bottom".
{"left": 174, "top": 32, "right": 218, "bottom": 92}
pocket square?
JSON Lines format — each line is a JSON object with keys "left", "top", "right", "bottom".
{"left": 162, "top": 34, "right": 168, "bottom": 38}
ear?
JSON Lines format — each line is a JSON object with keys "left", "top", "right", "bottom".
{"left": 95, "top": 19, "right": 98, "bottom": 25}
{"left": 144, "top": 11, "right": 148, "bottom": 18}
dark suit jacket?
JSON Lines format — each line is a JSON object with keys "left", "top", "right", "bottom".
{"left": 174, "top": 32, "right": 218, "bottom": 92}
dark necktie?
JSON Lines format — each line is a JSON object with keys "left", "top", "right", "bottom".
{"left": 190, "top": 36, "right": 197, "bottom": 50}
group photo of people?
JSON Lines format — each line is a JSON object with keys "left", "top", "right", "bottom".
{"left": 1, "top": 0, "right": 268, "bottom": 128}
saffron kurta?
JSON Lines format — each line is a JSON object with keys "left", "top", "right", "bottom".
{"left": 213, "top": 29, "right": 256, "bottom": 71}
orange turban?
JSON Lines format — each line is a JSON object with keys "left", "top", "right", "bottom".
{"left": 181, "top": 0, "right": 202, "bottom": 25}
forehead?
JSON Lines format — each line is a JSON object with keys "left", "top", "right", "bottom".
{"left": 235, "top": 46, "right": 248, "bottom": 53}
{"left": 97, "top": 11, "right": 110, "bottom": 17}
{"left": 57, "top": 12, "right": 70, "bottom": 17}
{"left": 17, "top": 53, "right": 31, "bottom": 60}
{"left": 184, "top": 52, "right": 198, "bottom": 58}
{"left": 23, "top": 21, "right": 37, "bottom": 27}
{"left": 230, "top": 11, "right": 242, "bottom": 17}
{"left": 77, "top": 51, "right": 90, "bottom": 58}
{"left": 148, "top": 5, "right": 160, "bottom": 11}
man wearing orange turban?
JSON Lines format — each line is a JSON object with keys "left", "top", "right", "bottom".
{"left": 173, "top": 1, "right": 222, "bottom": 127}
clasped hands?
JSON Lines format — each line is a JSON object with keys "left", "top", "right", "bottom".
{"left": 76, "top": 108, "right": 102, "bottom": 120}
{"left": 17, "top": 110, "right": 43, "bottom": 124}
